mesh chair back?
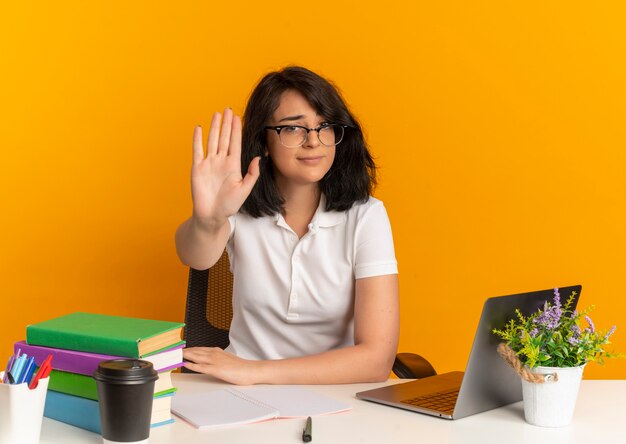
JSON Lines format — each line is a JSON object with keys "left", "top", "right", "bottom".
{"left": 183, "top": 251, "right": 233, "bottom": 352}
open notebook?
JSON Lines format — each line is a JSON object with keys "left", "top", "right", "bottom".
{"left": 171, "top": 386, "right": 352, "bottom": 429}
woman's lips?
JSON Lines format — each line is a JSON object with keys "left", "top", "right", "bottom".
{"left": 297, "top": 156, "right": 324, "bottom": 164}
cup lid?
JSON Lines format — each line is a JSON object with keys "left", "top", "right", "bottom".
{"left": 93, "top": 359, "right": 158, "bottom": 382}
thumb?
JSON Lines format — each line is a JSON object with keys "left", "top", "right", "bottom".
{"left": 241, "top": 156, "right": 261, "bottom": 194}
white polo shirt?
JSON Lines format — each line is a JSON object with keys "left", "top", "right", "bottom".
{"left": 224, "top": 195, "right": 398, "bottom": 360}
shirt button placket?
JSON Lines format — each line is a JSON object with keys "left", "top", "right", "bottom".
{"left": 287, "top": 246, "right": 301, "bottom": 320}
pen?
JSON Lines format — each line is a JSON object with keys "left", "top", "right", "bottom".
{"left": 5, "top": 372, "right": 15, "bottom": 384}
{"left": 29, "top": 354, "right": 53, "bottom": 390}
{"left": 10, "top": 353, "right": 27, "bottom": 383}
{"left": 302, "top": 416, "right": 312, "bottom": 442}
{"left": 2, "top": 355, "right": 15, "bottom": 383}
{"left": 19, "top": 356, "right": 36, "bottom": 384}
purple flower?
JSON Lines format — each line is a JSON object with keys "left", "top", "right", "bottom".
{"left": 567, "top": 323, "right": 581, "bottom": 346}
{"left": 585, "top": 316, "right": 595, "bottom": 333}
{"left": 553, "top": 290, "right": 562, "bottom": 314}
{"left": 529, "top": 328, "right": 539, "bottom": 337}
{"left": 534, "top": 296, "right": 563, "bottom": 330}
{"left": 605, "top": 325, "right": 617, "bottom": 340}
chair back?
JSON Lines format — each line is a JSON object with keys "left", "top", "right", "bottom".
{"left": 183, "top": 251, "right": 233, "bottom": 352}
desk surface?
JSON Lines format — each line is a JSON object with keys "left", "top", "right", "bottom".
{"left": 41, "top": 374, "right": 626, "bottom": 444}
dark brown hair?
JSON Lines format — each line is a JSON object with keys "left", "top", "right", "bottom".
{"left": 240, "top": 66, "right": 376, "bottom": 217}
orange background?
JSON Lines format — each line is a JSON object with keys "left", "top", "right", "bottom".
{"left": 1, "top": 2, "right": 624, "bottom": 379}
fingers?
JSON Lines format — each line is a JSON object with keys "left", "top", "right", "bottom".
{"left": 182, "top": 361, "right": 228, "bottom": 382}
{"left": 183, "top": 361, "right": 217, "bottom": 378}
{"left": 217, "top": 108, "right": 233, "bottom": 156}
{"left": 198, "top": 108, "right": 242, "bottom": 159}
{"left": 241, "top": 156, "right": 261, "bottom": 194}
{"left": 182, "top": 348, "right": 253, "bottom": 384}
{"left": 183, "top": 361, "right": 199, "bottom": 371}
{"left": 192, "top": 125, "right": 204, "bottom": 165}
{"left": 183, "top": 347, "right": 219, "bottom": 364}
{"left": 207, "top": 112, "right": 222, "bottom": 156}
{"left": 228, "top": 115, "right": 242, "bottom": 160}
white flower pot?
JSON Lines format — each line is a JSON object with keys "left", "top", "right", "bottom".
{"left": 521, "top": 364, "right": 585, "bottom": 427}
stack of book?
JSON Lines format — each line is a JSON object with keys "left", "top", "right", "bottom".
{"left": 17, "top": 312, "right": 185, "bottom": 434}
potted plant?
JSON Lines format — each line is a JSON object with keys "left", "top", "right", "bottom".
{"left": 492, "top": 288, "right": 619, "bottom": 427}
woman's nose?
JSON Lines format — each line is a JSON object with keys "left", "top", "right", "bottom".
{"left": 302, "top": 129, "right": 321, "bottom": 148}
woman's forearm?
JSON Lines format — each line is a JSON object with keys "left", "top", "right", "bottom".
{"left": 174, "top": 216, "right": 229, "bottom": 270}
{"left": 253, "top": 343, "right": 396, "bottom": 384}
{"left": 183, "top": 342, "right": 396, "bottom": 386}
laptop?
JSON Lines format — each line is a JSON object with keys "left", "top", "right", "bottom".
{"left": 356, "top": 285, "right": 582, "bottom": 420}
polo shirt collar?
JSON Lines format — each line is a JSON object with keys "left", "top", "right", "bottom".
{"left": 313, "top": 194, "right": 346, "bottom": 229}
{"left": 274, "top": 194, "right": 346, "bottom": 233}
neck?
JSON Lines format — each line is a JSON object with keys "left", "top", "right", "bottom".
{"left": 280, "top": 183, "right": 321, "bottom": 218}
{"left": 276, "top": 180, "right": 321, "bottom": 237}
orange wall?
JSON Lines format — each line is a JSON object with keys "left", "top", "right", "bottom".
{"left": 1, "top": 2, "right": 624, "bottom": 379}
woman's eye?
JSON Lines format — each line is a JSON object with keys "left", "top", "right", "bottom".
{"left": 283, "top": 126, "right": 299, "bottom": 134}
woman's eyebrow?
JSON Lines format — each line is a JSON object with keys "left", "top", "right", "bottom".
{"left": 277, "top": 114, "right": 305, "bottom": 123}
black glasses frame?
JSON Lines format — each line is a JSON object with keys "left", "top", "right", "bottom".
{"left": 264, "top": 123, "right": 348, "bottom": 147}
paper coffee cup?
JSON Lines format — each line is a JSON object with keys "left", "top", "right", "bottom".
{"left": 93, "top": 360, "right": 158, "bottom": 444}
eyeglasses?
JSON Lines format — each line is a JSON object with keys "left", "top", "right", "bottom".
{"left": 265, "top": 123, "right": 347, "bottom": 148}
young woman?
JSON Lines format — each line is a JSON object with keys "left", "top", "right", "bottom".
{"left": 175, "top": 66, "right": 399, "bottom": 385}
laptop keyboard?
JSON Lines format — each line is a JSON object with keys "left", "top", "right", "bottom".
{"left": 400, "top": 388, "right": 459, "bottom": 414}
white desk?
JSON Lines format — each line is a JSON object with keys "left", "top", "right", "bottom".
{"left": 40, "top": 374, "right": 626, "bottom": 444}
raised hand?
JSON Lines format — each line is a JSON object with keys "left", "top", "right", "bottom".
{"left": 191, "top": 109, "right": 260, "bottom": 229}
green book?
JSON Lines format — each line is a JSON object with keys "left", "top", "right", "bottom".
{"left": 48, "top": 369, "right": 177, "bottom": 400}
{"left": 26, "top": 312, "right": 185, "bottom": 358}
{"left": 49, "top": 369, "right": 99, "bottom": 400}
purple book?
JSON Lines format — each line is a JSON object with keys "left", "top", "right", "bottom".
{"left": 15, "top": 341, "right": 184, "bottom": 376}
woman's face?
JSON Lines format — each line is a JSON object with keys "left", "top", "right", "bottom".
{"left": 266, "top": 89, "right": 336, "bottom": 190}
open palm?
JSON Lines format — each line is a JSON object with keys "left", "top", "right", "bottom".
{"left": 191, "top": 109, "right": 260, "bottom": 226}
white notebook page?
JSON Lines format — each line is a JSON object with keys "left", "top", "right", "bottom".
{"left": 172, "top": 386, "right": 352, "bottom": 428}
{"left": 172, "top": 388, "right": 278, "bottom": 429}
{"left": 236, "top": 386, "right": 352, "bottom": 418}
